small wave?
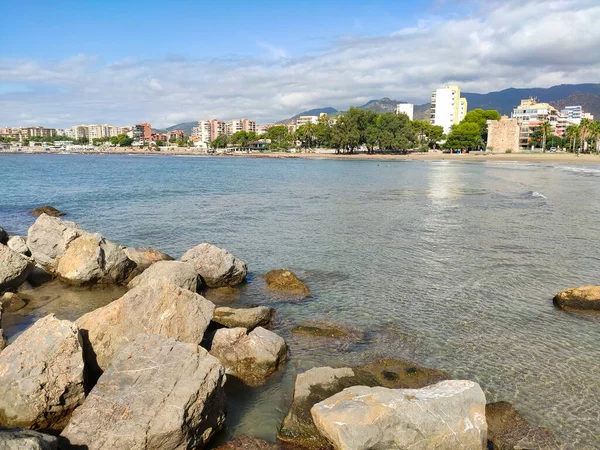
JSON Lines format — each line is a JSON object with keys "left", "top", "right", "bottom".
{"left": 558, "top": 166, "right": 600, "bottom": 174}
{"left": 532, "top": 191, "right": 547, "bottom": 199}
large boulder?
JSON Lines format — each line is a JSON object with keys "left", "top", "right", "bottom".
{"left": 123, "top": 247, "right": 173, "bottom": 277}
{"left": 264, "top": 269, "right": 310, "bottom": 297}
{"left": 278, "top": 361, "right": 448, "bottom": 449}
{"left": 486, "top": 402, "right": 562, "bottom": 449}
{"left": 0, "top": 244, "right": 33, "bottom": 293}
{"left": 128, "top": 260, "right": 199, "bottom": 292}
{"left": 311, "top": 380, "right": 487, "bottom": 450}
{"left": 26, "top": 214, "right": 82, "bottom": 270}
{"left": 56, "top": 233, "right": 135, "bottom": 285}
{"left": 0, "top": 227, "right": 7, "bottom": 245}
{"left": 210, "top": 326, "right": 287, "bottom": 385}
{"left": 213, "top": 306, "right": 274, "bottom": 330}
{"left": 0, "top": 314, "right": 85, "bottom": 430}
{"left": 61, "top": 334, "right": 226, "bottom": 450}
{"left": 26, "top": 215, "right": 135, "bottom": 285}
{"left": 76, "top": 280, "right": 214, "bottom": 380}
{"left": 553, "top": 285, "right": 600, "bottom": 311}
{"left": 0, "top": 428, "right": 58, "bottom": 450}
{"left": 6, "top": 236, "right": 29, "bottom": 256}
{"left": 180, "top": 243, "right": 247, "bottom": 288}
{"left": 0, "top": 304, "right": 5, "bottom": 352}
{"left": 30, "top": 206, "right": 65, "bottom": 217}
{"left": 0, "top": 292, "right": 26, "bottom": 313}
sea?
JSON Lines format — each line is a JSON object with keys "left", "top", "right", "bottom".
{"left": 1, "top": 154, "right": 599, "bottom": 447}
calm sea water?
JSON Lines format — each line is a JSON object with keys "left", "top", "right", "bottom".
{"left": 1, "top": 154, "right": 600, "bottom": 447}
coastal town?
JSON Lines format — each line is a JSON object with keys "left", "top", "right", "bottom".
{"left": 1, "top": 84, "right": 597, "bottom": 155}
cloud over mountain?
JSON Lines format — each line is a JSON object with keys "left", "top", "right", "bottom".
{"left": 1, "top": 0, "right": 599, "bottom": 128}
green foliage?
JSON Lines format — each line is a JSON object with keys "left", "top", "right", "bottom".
{"left": 155, "top": 140, "right": 165, "bottom": 147}
{"left": 92, "top": 137, "right": 110, "bottom": 145}
{"left": 265, "top": 125, "right": 292, "bottom": 150}
{"left": 229, "top": 131, "right": 258, "bottom": 148}
{"left": 443, "top": 108, "right": 500, "bottom": 150}
{"left": 210, "top": 134, "right": 228, "bottom": 149}
{"left": 109, "top": 134, "right": 133, "bottom": 146}
{"left": 505, "top": 149, "right": 512, "bottom": 153}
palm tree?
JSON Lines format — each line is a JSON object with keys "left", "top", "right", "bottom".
{"left": 565, "top": 125, "right": 579, "bottom": 153}
{"left": 589, "top": 121, "right": 600, "bottom": 154}
{"left": 579, "top": 118, "right": 592, "bottom": 153}
{"left": 539, "top": 121, "right": 552, "bottom": 152}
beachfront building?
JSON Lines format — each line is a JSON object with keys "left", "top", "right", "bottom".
{"left": 486, "top": 116, "right": 520, "bottom": 153}
{"left": 511, "top": 99, "right": 559, "bottom": 149}
{"left": 295, "top": 115, "right": 319, "bottom": 127}
{"left": 166, "top": 129, "right": 185, "bottom": 142}
{"left": 194, "top": 119, "right": 226, "bottom": 146}
{"left": 430, "top": 85, "right": 468, "bottom": 134}
{"left": 395, "top": 103, "right": 414, "bottom": 120}
{"left": 132, "top": 123, "right": 152, "bottom": 143}
{"left": 226, "top": 118, "right": 256, "bottom": 136}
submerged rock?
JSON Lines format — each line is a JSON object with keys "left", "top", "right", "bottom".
{"left": 181, "top": 243, "right": 247, "bottom": 288}
{"left": 204, "top": 286, "right": 242, "bottom": 304}
{"left": 76, "top": 280, "right": 214, "bottom": 380}
{"left": 213, "top": 306, "right": 274, "bottom": 330}
{"left": 6, "top": 236, "right": 30, "bottom": 256}
{"left": 61, "top": 334, "right": 226, "bottom": 450}
{"left": 30, "top": 205, "right": 65, "bottom": 217}
{"left": 0, "top": 244, "right": 33, "bottom": 294}
{"left": 311, "top": 380, "right": 487, "bottom": 450}
{"left": 264, "top": 269, "right": 310, "bottom": 296}
{"left": 278, "top": 360, "right": 448, "bottom": 449}
{"left": 486, "top": 401, "right": 562, "bottom": 450}
{"left": 123, "top": 246, "right": 173, "bottom": 276}
{"left": 210, "top": 326, "right": 287, "bottom": 385}
{"left": 0, "top": 292, "right": 27, "bottom": 312}
{"left": 0, "top": 428, "right": 59, "bottom": 450}
{"left": 0, "top": 314, "right": 86, "bottom": 430}
{"left": 553, "top": 285, "right": 600, "bottom": 311}
{"left": 214, "top": 436, "right": 281, "bottom": 449}
{"left": 292, "top": 320, "right": 355, "bottom": 338}
{"left": 128, "top": 260, "right": 199, "bottom": 292}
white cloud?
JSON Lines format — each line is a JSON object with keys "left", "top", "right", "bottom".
{"left": 1, "top": 0, "right": 599, "bottom": 128}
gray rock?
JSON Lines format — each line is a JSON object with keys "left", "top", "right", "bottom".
{"left": 61, "top": 334, "right": 226, "bottom": 450}
{"left": 0, "top": 304, "right": 5, "bottom": 352}
{"left": 213, "top": 306, "right": 274, "bottom": 330}
{"left": 278, "top": 360, "right": 448, "bottom": 449}
{"left": 123, "top": 247, "right": 173, "bottom": 274}
{"left": 0, "top": 314, "right": 86, "bottom": 430}
{"left": 128, "top": 260, "right": 199, "bottom": 292}
{"left": 0, "top": 244, "right": 33, "bottom": 293}
{"left": 0, "top": 428, "right": 58, "bottom": 450}
{"left": 6, "top": 236, "right": 29, "bottom": 256}
{"left": 76, "top": 280, "right": 214, "bottom": 380}
{"left": 27, "top": 264, "right": 53, "bottom": 287}
{"left": 27, "top": 214, "right": 82, "bottom": 270}
{"left": 181, "top": 243, "right": 247, "bottom": 288}
{"left": 56, "top": 233, "right": 135, "bottom": 285}
{"left": 0, "top": 227, "right": 7, "bottom": 245}
{"left": 311, "top": 380, "right": 487, "bottom": 450}
{"left": 210, "top": 326, "right": 287, "bottom": 385}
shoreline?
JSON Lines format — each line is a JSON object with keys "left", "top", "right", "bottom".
{"left": 2, "top": 149, "right": 600, "bottom": 164}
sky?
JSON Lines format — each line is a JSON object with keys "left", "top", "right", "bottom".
{"left": 1, "top": 0, "right": 600, "bottom": 128}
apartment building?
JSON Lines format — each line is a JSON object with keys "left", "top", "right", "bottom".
{"left": 132, "top": 123, "right": 152, "bottom": 142}
{"left": 511, "top": 99, "right": 559, "bottom": 149}
{"left": 395, "top": 103, "right": 414, "bottom": 120}
{"left": 430, "top": 85, "right": 468, "bottom": 134}
{"left": 226, "top": 118, "right": 256, "bottom": 136}
{"left": 295, "top": 115, "right": 319, "bottom": 127}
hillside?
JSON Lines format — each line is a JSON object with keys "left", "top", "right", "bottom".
{"left": 549, "top": 92, "right": 600, "bottom": 119}
{"left": 358, "top": 98, "right": 399, "bottom": 113}
{"left": 153, "top": 121, "right": 197, "bottom": 135}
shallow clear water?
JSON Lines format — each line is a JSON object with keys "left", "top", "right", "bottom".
{"left": 1, "top": 154, "right": 600, "bottom": 447}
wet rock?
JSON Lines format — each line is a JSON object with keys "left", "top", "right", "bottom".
{"left": 76, "top": 280, "right": 214, "bottom": 380}
{"left": 128, "top": 260, "right": 199, "bottom": 292}
{"left": 27, "top": 214, "right": 82, "bottom": 270}
{"left": 0, "top": 292, "right": 27, "bottom": 312}
{"left": 486, "top": 402, "right": 562, "bottom": 450}
{"left": 214, "top": 436, "right": 281, "bottom": 449}
{"left": 0, "top": 304, "right": 5, "bottom": 351}
{"left": 0, "top": 428, "right": 59, "bottom": 450}
{"left": 213, "top": 306, "right": 274, "bottom": 330}
{"left": 311, "top": 380, "right": 487, "bottom": 450}
{"left": 292, "top": 321, "right": 353, "bottom": 338}
{"left": 0, "top": 227, "right": 7, "bottom": 245}
{"left": 181, "top": 243, "right": 247, "bottom": 288}
{"left": 56, "top": 233, "right": 135, "bottom": 285}
{"left": 61, "top": 334, "right": 226, "bottom": 450}
{"left": 553, "top": 285, "right": 600, "bottom": 311}
{"left": 27, "top": 264, "right": 53, "bottom": 287}
{"left": 210, "top": 326, "right": 287, "bottom": 385}
{"left": 123, "top": 246, "right": 173, "bottom": 276}
{"left": 204, "top": 286, "right": 242, "bottom": 304}
{"left": 30, "top": 206, "right": 65, "bottom": 217}
{"left": 0, "top": 314, "right": 85, "bottom": 430}
{"left": 6, "top": 236, "right": 30, "bottom": 256}
{"left": 265, "top": 269, "right": 310, "bottom": 296}
{"left": 278, "top": 360, "right": 448, "bottom": 449}
{"left": 0, "top": 244, "right": 33, "bottom": 293}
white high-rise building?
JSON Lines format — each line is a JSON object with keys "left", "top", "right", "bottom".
{"left": 430, "top": 85, "right": 468, "bottom": 135}
{"left": 395, "top": 103, "right": 414, "bottom": 120}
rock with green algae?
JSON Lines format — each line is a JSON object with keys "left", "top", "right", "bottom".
{"left": 30, "top": 206, "right": 65, "bottom": 217}
{"left": 553, "top": 285, "right": 600, "bottom": 311}
{"left": 264, "top": 269, "right": 310, "bottom": 297}
{"left": 277, "top": 360, "right": 448, "bottom": 449}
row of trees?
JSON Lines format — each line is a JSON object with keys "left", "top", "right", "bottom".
{"left": 443, "top": 109, "right": 501, "bottom": 150}
{"left": 528, "top": 118, "right": 600, "bottom": 153}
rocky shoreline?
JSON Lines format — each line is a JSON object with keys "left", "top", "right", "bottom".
{"left": 0, "top": 213, "right": 580, "bottom": 449}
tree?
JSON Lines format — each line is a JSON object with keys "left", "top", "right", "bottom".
{"left": 230, "top": 131, "right": 257, "bottom": 148}
{"left": 579, "top": 118, "right": 592, "bottom": 153}
{"left": 374, "top": 112, "right": 416, "bottom": 152}
{"left": 443, "top": 122, "right": 482, "bottom": 151}
{"left": 155, "top": 140, "right": 165, "bottom": 147}
{"left": 412, "top": 120, "right": 444, "bottom": 149}
{"left": 565, "top": 125, "right": 579, "bottom": 153}
{"left": 461, "top": 109, "right": 501, "bottom": 142}
{"left": 295, "top": 123, "right": 317, "bottom": 149}
{"left": 538, "top": 121, "right": 552, "bottom": 152}
{"left": 210, "top": 134, "right": 228, "bottom": 149}
{"left": 265, "top": 125, "right": 291, "bottom": 150}
{"left": 314, "top": 115, "right": 333, "bottom": 148}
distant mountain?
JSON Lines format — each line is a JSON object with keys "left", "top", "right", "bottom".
{"left": 153, "top": 121, "right": 198, "bottom": 135}
{"left": 278, "top": 107, "right": 338, "bottom": 124}
{"left": 549, "top": 92, "right": 600, "bottom": 119}
{"left": 358, "top": 97, "right": 400, "bottom": 113}
{"left": 413, "top": 103, "right": 431, "bottom": 121}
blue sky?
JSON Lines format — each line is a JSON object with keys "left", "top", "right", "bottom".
{"left": 1, "top": 0, "right": 598, "bottom": 128}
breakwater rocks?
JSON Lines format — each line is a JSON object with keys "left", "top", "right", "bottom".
{"left": 0, "top": 214, "right": 564, "bottom": 449}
